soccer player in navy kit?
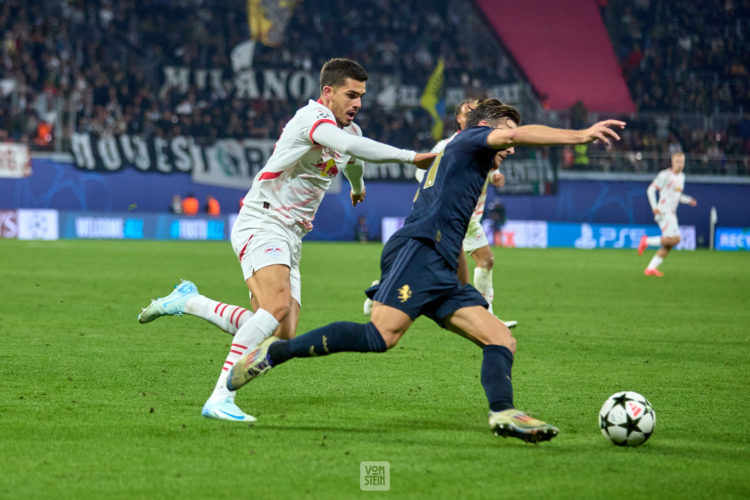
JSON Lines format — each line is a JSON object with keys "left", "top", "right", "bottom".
{"left": 228, "top": 99, "right": 625, "bottom": 442}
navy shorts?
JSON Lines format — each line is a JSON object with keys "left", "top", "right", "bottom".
{"left": 365, "top": 236, "right": 488, "bottom": 328}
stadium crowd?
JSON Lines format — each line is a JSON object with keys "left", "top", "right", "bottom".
{"left": 1, "top": 0, "right": 748, "bottom": 171}
{"left": 605, "top": 0, "right": 749, "bottom": 114}
{"left": 0, "top": 0, "right": 521, "bottom": 152}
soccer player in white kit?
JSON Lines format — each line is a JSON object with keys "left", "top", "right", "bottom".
{"left": 366, "top": 99, "right": 516, "bottom": 327}
{"left": 637, "top": 152, "right": 697, "bottom": 276}
{"left": 137, "top": 58, "right": 436, "bottom": 421}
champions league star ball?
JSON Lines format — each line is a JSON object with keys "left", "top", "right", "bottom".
{"left": 599, "top": 391, "right": 655, "bottom": 446}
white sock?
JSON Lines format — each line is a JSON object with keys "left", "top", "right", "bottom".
{"left": 207, "top": 308, "right": 279, "bottom": 403}
{"left": 647, "top": 255, "right": 663, "bottom": 270}
{"left": 473, "top": 267, "right": 494, "bottom": 315}
{"left": 185, "top": 295, "right": 252, "bottom": 335}
{"left": 646, "top": 236, "right": 662, "bottom": 247}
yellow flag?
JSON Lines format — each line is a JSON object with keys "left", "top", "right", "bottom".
{"left": 247, "top": 0, "right": 298, "bottom": 47}
{"left": 420, "top": 59, "right": 445, "bottom": 140}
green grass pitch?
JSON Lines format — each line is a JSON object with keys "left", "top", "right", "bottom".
{"left": 1, "top": 239, "right": 749, "bottom": 498}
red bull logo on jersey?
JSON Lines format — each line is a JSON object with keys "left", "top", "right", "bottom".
{"left": 315, "top": 158, "right": 339, "bottom": 177}
{"left": 264, "top": 246, "right": 283, "bottom": 255}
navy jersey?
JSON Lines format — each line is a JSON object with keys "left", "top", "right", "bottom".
{"left": 395, "top": 127, "right": 496, "bottom": 266}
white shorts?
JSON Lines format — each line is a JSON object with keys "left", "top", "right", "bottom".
{"left": 655, "top": 213, "right": 680, "bottom": 238}
{"left": 462, "top": 217, "right": 489, "bottom": 254}
{"left": 230, "top": 207, "right": 303, "bottom": 306}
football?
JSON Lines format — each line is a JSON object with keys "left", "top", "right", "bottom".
{"left": 599, "top": 391, "right": 656, "bottom": 446}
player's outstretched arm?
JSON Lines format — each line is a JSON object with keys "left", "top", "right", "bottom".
{"left": 313, "top": 123, "right": 427, "bottom": 165}
{"left": 414, "top": 152, "right": 438, "bottom": 169}
{"left": 487, "top": 120, "right": 626, "bottom": 149}
{"left": 680, "top": 194, "right": 697, "bottom": 207}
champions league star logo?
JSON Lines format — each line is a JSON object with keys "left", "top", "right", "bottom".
{"left": 25, "top": 212, "right": 50, "bottom": 239}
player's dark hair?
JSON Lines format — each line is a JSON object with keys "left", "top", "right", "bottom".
{"left": 454, "top": 98, "right": 478, "bottom": 131}
{"left": 320, "top": 58, "right": 369, "bottom": 92}
{"left": 464, "top": 98, "right": 521, "bottom": 129}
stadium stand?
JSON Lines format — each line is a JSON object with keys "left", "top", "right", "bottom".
{"left": 0, "top": 0, "right": 747, "bottom": 174}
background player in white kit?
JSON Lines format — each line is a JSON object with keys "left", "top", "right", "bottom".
{"left": 637, "top": 151, "right": 697, "bottom": 276}
{"left": 138, "top": 58, "right": 436, "bottom": 422}
{"left": 365, "top": 99, "right": 516, "bottom": 327}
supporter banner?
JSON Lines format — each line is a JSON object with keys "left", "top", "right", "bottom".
{"left": 365, "top": 159, "right": 555, "bottom": 189}
{"left": 495, "top": 159, "right": 556, "bottom": 195}
{"left": 17, "top": 209, "right": 59, "bottom": 240}
{"left": 190, "top": 138, "right": 275, "bottom": 189}
{"left": 60, "top": 211, "right": 227, "bottom": 241}
{"left": 715, "top": 227, "right": 750, "bottom": 251}
{"left": 547, "top": 222, "right": 696, "bottom": 250}
{"left": 0, "top": 210, "right": 18, "bottom": 238}
{"left": 70, "top": 132, "right": 554, "bottom": 189}
{"left": 70, "top": 132, "right": 413, "bottom": 184}
{"left": 364, "top": 163, "right": 421, "bottom": 182}
{"left": 70, "top": 133, "right": 275, "bottom": 187}
{"left": 160, "top": 48, "right": 524, "bottom": 108}
{"left": 0, "top": 142, "right": 32, "bottom": 178}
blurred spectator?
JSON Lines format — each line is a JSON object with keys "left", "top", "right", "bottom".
{"left": 205, "top": 195, "right": 221, "bottom": 216}
{"left": 354, "top": 215, "right": 370, "bottom": 243}
{"left": 169, "top": 194, "right": 183, "bottom": 214}
{"left": 182, "top": 193, "right": 199, "bottom": 215}
{"left": 485, "top": 200, "right": 506, "bottom": 246}
{"left": 573, "top": 144, "right": 589, "bottom": 169}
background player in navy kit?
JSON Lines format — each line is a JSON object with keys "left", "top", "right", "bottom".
{"left": 227, "top": 99, "right": 625, "bottom": 442}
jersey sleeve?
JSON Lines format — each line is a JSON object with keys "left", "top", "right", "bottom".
{"left": 302, "top": 105, "right": 338, "bottom": 145}
{"left": 312, "top": 123, "right": 416, "bottom": 163}
{"left": 647, "top": 170, "right": 667, "bottom": 210}
{"left": 343, "top": 158, "right": 365, "bottom": 194}
{"left": 650, "top": 170, "right": 668, "bottom": 191}
{"left": 679, "top": 193, "right": 694, "bottom": 204}
{"left": 431, "top": 138, "right": 449, "bottom": 154}
{"left": 461, "top": 127, "right": 496, "bottom": 167}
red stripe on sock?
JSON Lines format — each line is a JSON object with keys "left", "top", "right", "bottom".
{"left": 231, "top": 343, "right": 248, "bottom": 349}
{"left": 230, "top": 349, "right": 242, "bottom": 355}
{"left": 222, "top": 367, "right": 229, "bottom": 371}
{"left": 220, "top": 304, "right": 229, "bottom": 316}
{"left": 214, "top": 302, "right": 224, "bottom": 313}
{"left": 234, "top": 309, "right": 248, "bottom": 327}
{"left": 225, "top": 360, "right": 234, "bottom": 366}
{"left": 229, "top": 307, "right": 239, "bottom": 324}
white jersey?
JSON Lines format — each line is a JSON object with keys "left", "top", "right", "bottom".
{"left": 430, "top": 132, "right": 489, "bottom": 222}
{"left": 647, "top": 168, "right": 693, "bottom": 215}
{"left": 243, "top": 99, "right": 361, "bottom": 231}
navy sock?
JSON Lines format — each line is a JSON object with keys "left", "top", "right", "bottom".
{"left": 481, "top": 344, "right": 515, "bottom": 412}
{"left": 268, "top": 322, "right": 387, "bottom": 366}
